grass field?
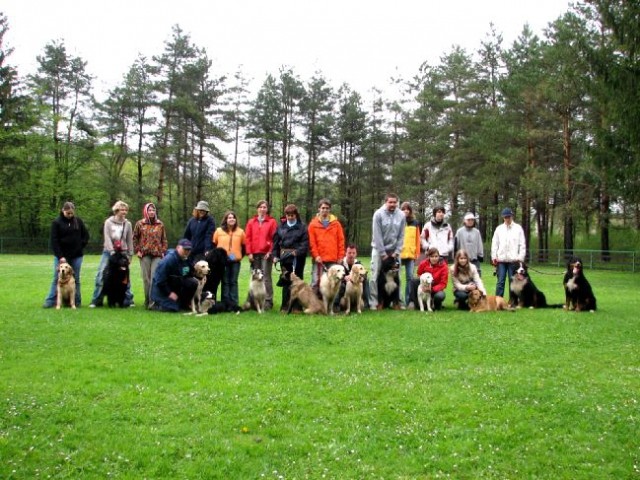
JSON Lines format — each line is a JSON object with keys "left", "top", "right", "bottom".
{"left": 1, "top": 255, "right": 639, "bottom": 479}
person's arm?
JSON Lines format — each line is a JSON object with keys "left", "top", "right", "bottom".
{"left": 204, "top": 217, "right": 216, "bottom": 252}
{"left": 297, "top": 225, "right": 309, "bottom": 257}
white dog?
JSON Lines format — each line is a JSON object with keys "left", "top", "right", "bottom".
{"left": 189, "top": 260, "right": 210, "bottom": 314}
{"left": 417, "top": 272, "right": 434, "bottom": 313}
{"left": 342, "top": 263, "right": 367, "bottom": 315}
{"left": 319, "top": 264, "right": 346, "bottom": 315}
{"left": 248, "top": 268, "right": 267, "bottom": 314}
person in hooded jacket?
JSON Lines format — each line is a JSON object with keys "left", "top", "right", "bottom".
{"left": 43, "top": 201, "right": 90, "bottom": 308}
{"left": 183, "top": 200, "right": 216, "bottom": 260}
{"left": 308, "top": 198, "right": 345, "bottom": 291}
{"left": 133, "top": 202, "right": 168, "bottom": 309}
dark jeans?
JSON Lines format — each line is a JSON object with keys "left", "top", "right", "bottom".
{"left": 151, "top": 276, "right": 198, "bottom": 312}
{"left": 495, "top": 261, "right": 518, "bottom": 299}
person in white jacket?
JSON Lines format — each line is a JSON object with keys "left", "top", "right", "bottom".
{"left": 421, "top": 206, "right": 454, "bottom": 261}
{"left": 490, "top": 207, "right": 526, "bottom": 300}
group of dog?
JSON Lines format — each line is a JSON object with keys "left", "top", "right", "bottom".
{"left": 53, "top": 251, "right": 597, "bottom": 315}
{"left": 466, "top": 256, "right": 597, "bottom": 313}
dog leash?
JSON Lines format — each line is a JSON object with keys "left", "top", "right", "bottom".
{"left": 526, "top": 266, "right": 567, "bottom": 276}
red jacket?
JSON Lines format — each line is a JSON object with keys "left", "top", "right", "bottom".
{"left": 244, "top": 215, "right": 277, "bottom": 255}
{"left": 417, "top": 258, "right": 449, "bottom": 293}
{"left": 308, "top": 214, "right": 345, "bottom": 263}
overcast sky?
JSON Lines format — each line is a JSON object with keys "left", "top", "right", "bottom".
{"left": 3, "top": 0, "right": 572, "bottom": 98}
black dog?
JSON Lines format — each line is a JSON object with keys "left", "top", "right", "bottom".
{"left": 510, "top": 262, "right": 562, "bottom": 309}
{"left": 200, "top": 247, "right": 227, "bottom": 302}
{"left": 377, "top": 256, "right": 400, "bottom": 309}
{"left": 564, "top": 257, "right": 597, "bottom": 312}
{"left": 103, "top": 251, "right": 130, "bottom": 307}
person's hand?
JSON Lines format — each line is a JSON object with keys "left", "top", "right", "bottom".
{"left": 137, "top": 251, "right": 143, "bottom": 258}
{"left": 315, "top": 255, "right": 322, "bottom": 263}
{"left": 491, "top": 258, "right": 498, "bottom": 267}
{"left": 273, "top": 257, "right": 279, "bottom": 264}
{"left": 169, "top": 292, "right": 178, "bottom": 302}
{"left": 59, "top": 257, "right": 66, "bottom": 263}
{"left": 248, "top": 254, "right": 254, "bottom": 262}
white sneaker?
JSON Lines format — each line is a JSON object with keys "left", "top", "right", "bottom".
{"left": 89, "top": 304, "right": 96, "bottom": 308}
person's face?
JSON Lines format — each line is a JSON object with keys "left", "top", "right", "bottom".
{"left": 197, "top": 209, "right": 207, "bottom": 218}
{"left": 63, "top": 209, "right": 74, "bottom": 219}
{"left": 226, "top": 214, "right": 237, "bottom": 226}
{"left": 464, "top": 218, "right": 474, "bottom": 227}
{"left": 503, "top": 215, "right": 513, "bottom": 225}
{"left": 319, "top": 203, "right": 330, "bottom": 218}
{"left": 177, "top": 245, "right": 190, "bottom": 259}
{"left": 286, "top": 212, "right": 297, "bottom": 222}
{"left": 147, "top": 206, "right": 156, "bottom": 218}
{"left": 257, "top": 204, "right": 268, "bottom": 216}
{"left": 345, "top": 247, "right": 357, "bottom": 263}
{"left": 434, "top": 210, "right": 444, "bottom": 221}
{"left": 457, "top": 255, "right": 468, "bottom": 266}
{"left": 116, "top": 208, "right": 128, "bottom": 219}
{"left": 402, "top": 207, "right": 410, "bottom": 218}
{"left": 429, "top": 252, "right": 440, "bottom": 265}
{"left": 385, "top": 197, "right": 398, "bottom": 212}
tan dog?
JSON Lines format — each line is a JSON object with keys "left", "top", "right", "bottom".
{"left": 319, "top": 264, "right": 346, "bottom": 315}
{"left": 188, "top": 260, "right": 210, "bottom": 314}
{"left": 288, "top": 272, "right": 325, "bottom": 314}
{"left": 467, "top": 289, "right": 513, "bottom": 313}
{"left": 341, "top": 263, "right": 367, "bottom": 315}
{"left": 56, "top": 261, "right": 76, "bottom": 309}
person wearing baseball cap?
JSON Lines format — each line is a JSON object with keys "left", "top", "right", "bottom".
{"left": 490, "top": 207, "right": 526, "bottom": 302}
{"left": 149, "top": 238, "right": 198, "bottom": 312}
{"left": 183, "top": 200, "right": 216, "bottom": 260}
{"left": 454, "top": 212, "right": 484, "bottom": 276}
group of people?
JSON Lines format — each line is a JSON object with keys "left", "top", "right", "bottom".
{"left": 43, "top": 194, "right": 526, "bottom": 313}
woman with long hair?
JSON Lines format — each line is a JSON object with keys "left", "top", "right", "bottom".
{"left": 213, "top": 211, "right": 246, "bottom": 308}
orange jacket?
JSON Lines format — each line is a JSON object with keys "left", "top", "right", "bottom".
{"left": 308, "top": 214, "right": 345, "bottom": 263}
{"left": 213, "top": 227, "right": 245, "bottom": 261}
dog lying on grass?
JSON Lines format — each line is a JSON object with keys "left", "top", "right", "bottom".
{"left": 467, "top": 289, "right": 514, "bottom": 313}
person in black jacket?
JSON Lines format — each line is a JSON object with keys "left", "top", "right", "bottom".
{"left": 183, "top": 200, "right": 216, "bottom": 261}
{"left": 272, "top": 204, "right": 309, "bottom": 311}
{"left": 43, "top": 202, "right": 90, "bottom": 307}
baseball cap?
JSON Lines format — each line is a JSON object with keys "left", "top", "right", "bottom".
{"left": 463, "top": 212, "right": 475, "bottom": 221}
{"left": 177, "top": 238, "right": 193, "bottom": 249}
{"left": 501, "top": 207, "right": 514, "bottom": 217}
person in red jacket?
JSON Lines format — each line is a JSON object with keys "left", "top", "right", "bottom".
{"left": 410, "top": 247, "right": 449, "bottom": 310}
{"left": 244, "top": 200, "right": 278, "bottom": 310}
{"left": 308, "top": 198, "right": 346, "bottom": 290}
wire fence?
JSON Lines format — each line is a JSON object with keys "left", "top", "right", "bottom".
{"left": 1, "top": 237, "right": 638, "bottom": 272}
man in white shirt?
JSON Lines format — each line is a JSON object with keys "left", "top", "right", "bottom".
{"left": 490, "top": 207, "right": 526, "bottom": 300}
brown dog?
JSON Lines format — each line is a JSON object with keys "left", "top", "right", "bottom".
{"left": 288, "top": 272, "right": 325, "bottom": 314}
{"left": 56, "top": 261, "right": 76, "bottom": 309}
{"left": 467, "top": 289, "right": 513, "bottom": 313}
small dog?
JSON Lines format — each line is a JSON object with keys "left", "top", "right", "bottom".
{"left": 188, "top": 260, "right": 210, "bottom": 314}
{"left": 377, "top": 256, "right": 400, "bottom": 309}
{"left": 56, "top": 261, "right": 76, "bottom": 309}
{"left": 319, "top": 264, "right": 346, "bottom": 315}
{"left": 341, "top": 263, "right": 367, "bottom": 315}
{"left": 467, "top": 289, "right": 514, "bottom": 313}
{"left": 196, "top": 291, "right": 215, "bottom": 316}
{"left": 287, "top": 272, "right": 325, "bottom": 314}
{"left": 103, "top": 252, "right": 130, "bottom": 307}
{"left": 416, "top": 272, "right": 434, "bottom": 313}
{"left": 564, "top": 257, "right": 597, "bottom": 312}
{"left": 243, "top": 268, "right": 267, "bottom": 314}
{"left": 509, "top": 262, "right": 561, "bottom": 308}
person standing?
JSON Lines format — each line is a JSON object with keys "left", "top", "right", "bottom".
{"left": 308, "top": 198, "right": 345, "bottom": 291}
{"left": 150, "top": 239, "right": 198, "bottom": 312}
{"left": 491, "top": 207, "right": 526, "bottom": 300}
{"left": 368, "top": 193, "right": 406, "bottom": 310}
{"left": 454, "top": 212, "right": 484, "bottom": 276}
{"left": 244, "top": 200, "right": 278, "bottom": 310}
{"left": 213, "top": 211, "right": 246, "bottom": 309}
{"left": 272, "top": 204, "right": 309, "bottom": 311}
{"left": 90, "top": 200, "right": 134, "bottom": 307}
{"left": 183, "top": 200, "right": 216, "bottom": 260}
{"left": 421, "top": 206, "right": 454, "bottom": 262}
{"left": 399, "top": 202, "right": 421, "bottom": 307}
{"left": 133, "top": 202, "right": 168, "bottom": 309}
{"left": 43, "top": 202, "right": 90, "bottom": 308}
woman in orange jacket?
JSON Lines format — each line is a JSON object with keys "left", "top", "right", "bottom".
{"left": 213, "top": 211, "right": 246, "bottom": 308}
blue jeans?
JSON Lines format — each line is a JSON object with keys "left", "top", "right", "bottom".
{"left": 91, "top": 251, "right": 134, "bottom": 306}
{"left": 495, "top": 262, "right": 518, "bottom": 299}
{"left": 401, "top": 258, "right": 415, "bottom": 306}
{"left": 221, "top": 261, "right": 241, "bottom": 307}
{"left": 44, "top": 256, "right": 84, "bottom": 307}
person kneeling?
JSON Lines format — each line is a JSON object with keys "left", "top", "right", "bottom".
{"left": 409, "top": 247, "right": 448, "bottom": 310}
{"left": 150, "top": 239, "right": 198, "bottom": 312}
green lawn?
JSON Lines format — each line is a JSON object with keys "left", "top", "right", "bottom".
{"left": 1, "top": 255, "right": 639, "bottom": 479}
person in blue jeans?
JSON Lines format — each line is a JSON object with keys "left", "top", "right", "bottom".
{"left": 43, "top": 202, "right": 90, "bottom": 308}
{"left": 490, "top": 207, "right": 526, "bottom": 302}
{"left": 150, "top": 239, "right": 198, "bottom": 312}
{"left": 90, "top": 200, "right": 135, "bottom": 307}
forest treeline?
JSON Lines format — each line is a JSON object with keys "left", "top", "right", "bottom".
{"left": 0, "top": 1, "right": 639, "bottom": 255}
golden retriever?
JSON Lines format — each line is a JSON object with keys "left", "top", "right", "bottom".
{"left": 341, "top": 263, "right": 367, "bottom": 315}
{"left": 288, "top": 272, "right": 325, "bottom": 314}
{"left": 319, "top": 264, "right": 346, "bottom": 315}
{"left": 467, "top": 289, "right": 513, "bottom": 313}
{"left": 56, "top": 261, "right": 76, "bottom": 309}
